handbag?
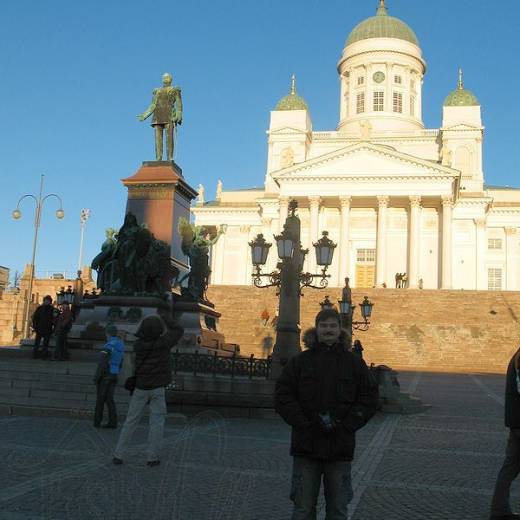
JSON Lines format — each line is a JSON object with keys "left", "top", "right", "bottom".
{"left": 124, "top": 345, "right": 153, "bottom": 395}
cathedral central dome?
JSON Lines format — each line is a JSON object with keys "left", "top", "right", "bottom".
{"left": 346, "top": 1, "right": 419, "bottom": 47}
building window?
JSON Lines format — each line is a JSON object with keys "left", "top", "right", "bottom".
{"left": 488, "top": 238, "right": 503, "bottom": 250}
{"left": 410, "top": 95, "right": 416, "bottom": 117}
{"left": 393, "top": 92, "right": 403, "bottom": 113}
{"left": 357, "top": 76, "right": 364, "bottom": 86}
{"left": 356, "top": 93, "right": 365, "bottom": 114}
{"left": 357, "top": 249, "right": 376, "bottom": 263}
{"left": 394, "top": 75, "right": 402, "bottom": 84}
{"left": 373, "top": 91, "right": 384, "bottom": 112}
{"left": 488, "top": 268, "right": 503, "bottom": 291}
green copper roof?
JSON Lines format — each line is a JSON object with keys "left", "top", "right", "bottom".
{"left": 444, "top": 69, "right": 479, "bottom": 106}
{"left": 346, "top": 1, "right": 419, "bottom": 47}
{"left": 275, "top": 75, "right": 308, "bottom": 111}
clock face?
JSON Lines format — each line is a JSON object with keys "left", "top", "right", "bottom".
{"left": 373, "top": 71, "right": 385, "bottom": 83}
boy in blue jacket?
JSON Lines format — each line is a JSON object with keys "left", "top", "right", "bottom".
{"left": 93, "top": 324, "right": 124, "bottom": 428}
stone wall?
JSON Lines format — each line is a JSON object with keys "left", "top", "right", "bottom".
{"left": 207, "top": 285, "right": 520, "bottom": 374}
{"left": 0, "top": 266, "right": 96, "bottom": 345}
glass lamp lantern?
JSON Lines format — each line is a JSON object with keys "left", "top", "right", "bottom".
{"left": 249, "top": 234, "right": 271, "bottom": 266}
{"left": 314, "top": 231, "right": 337, "bottom": 266}
{"left": 274, "top": 232, "right": 295, "bottom": 260}
{"left": 338, "top": 300, "right": 354, "bottom": 316}
{"left": 360, "top": 296, "right": 373, "bottom": 320}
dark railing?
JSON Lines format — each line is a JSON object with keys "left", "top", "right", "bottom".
{"left": 171, "top": 349, "right": 272, "bottom": 379}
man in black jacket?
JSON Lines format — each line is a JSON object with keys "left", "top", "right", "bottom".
{"left": 490, "top": 349, "right": 520, "bottom": 520}
{"left": 113, "top": 310, "right": 183, "bottom": 466}
{"left": 31, "top": 295, "right": 55, "bottom": 359}
{"left": 275, "top": 308, "right": 378, "bottom": 520}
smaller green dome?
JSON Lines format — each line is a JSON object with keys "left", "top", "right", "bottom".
{"left": 275, "top": 75, "right": 308, "bottom": 111}
{"left": 444, "top": 69, "right": 479, "bottom": 106}
{"left": 346, "top": 1, "right": 419, "bottom": 47}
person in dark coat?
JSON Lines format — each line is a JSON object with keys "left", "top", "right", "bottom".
{"left": 489, "top": 348, "right": 520, "bottom": 520}
{"left": 275, "top": 308, "right": 379, "bottom": 519}
{"left": 93, "top": 324, "right": 125, "bottom": 428}
{"left": 113, "top": 310, "right": 184, "bottom": 466}
{"left": 53, "top": 303, "right": 73, "bottom": 361}
{"left": 352, "top": 339, "right": 364, "bottom": 359}
{"left": 31, "top": 295, "right": 55, "bottom": 359}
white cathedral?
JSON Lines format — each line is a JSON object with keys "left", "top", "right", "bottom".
{"left": 193, "top": 1, "right": 520, "bottom": 291}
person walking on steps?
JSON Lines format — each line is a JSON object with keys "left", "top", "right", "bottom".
{"left": 31, "top": 295, "right": 55, "bottom": 360}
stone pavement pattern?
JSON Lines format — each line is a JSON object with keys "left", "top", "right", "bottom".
{"left": 0, "top": 371, "right": 518, "bottom": 519}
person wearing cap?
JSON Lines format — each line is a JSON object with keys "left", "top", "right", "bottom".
{"left": 275, "top": 308, "right": 379, "bottom": 519}
{"left": 31, "top": 295, "right": 55, "bottom": 359}
{"left": 93, "top": 324, "right": 124, "bottom": 428}
{"left": 112, "top": 310, "right": 184, "bottom": 466}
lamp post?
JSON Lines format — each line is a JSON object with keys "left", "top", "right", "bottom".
{"left": 77, "top": 208, "right": 90, "bottom": 276}
{"left": 12, "top": 174, "right": 65, "bottom": 337}
{"left": 338, "top": 295, "right": 374, "bottom": 345}
{"left": 249, "top": 200, "right": 337, "bottom": 379}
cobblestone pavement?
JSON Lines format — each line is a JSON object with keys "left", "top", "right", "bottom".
{"left": 0, "top": 371, "right": 518, "bottom": 519}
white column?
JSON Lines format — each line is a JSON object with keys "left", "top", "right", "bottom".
{"left": 339, "top": 196, "right": 351, "bottom": 283}
{"left": 214, "top": 233, "right": 226, "bottom": 284}
{"left": 408, "top": 196, "right": 421, "bottom": 288}
{"left": 376, "top": 196, "right": 389, "bottom": 286}
{"left": 441, "top": 196, "right": 453, "bottom": 289}
{"left": 261, "top": 217, "right": 276, "bottom": 273}
{"left": 385, "top": 62, "right": 393, "bottom": 112}
{"left": 505, "top": 227, "right": 517, "bottom": 290}
{"left": 241, "top": 225, "right": 252, "bottom": 285}
{"left": 474, "top": 218, "right": 487, "bottom": 290}
{"left": 279, "top": 196, "right": 289, "bottom": 232}
{"left": 308, "top": 196, "right": 321, "bottom": 273}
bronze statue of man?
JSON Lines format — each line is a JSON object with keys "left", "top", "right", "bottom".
{"left": 138, "top": 73, "right": 183, "bottom": 161}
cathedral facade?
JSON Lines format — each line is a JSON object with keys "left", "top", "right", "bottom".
{"left": 193, "top": 1, "right": 520, "bottom": 291}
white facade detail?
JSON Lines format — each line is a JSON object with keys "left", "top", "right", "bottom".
{"left": 193, "top": 2, "right": 520, "bottom": 291}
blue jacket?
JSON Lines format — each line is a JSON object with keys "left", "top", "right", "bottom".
{"left": 105, "top": 336, "right": 125, "bottom": 375}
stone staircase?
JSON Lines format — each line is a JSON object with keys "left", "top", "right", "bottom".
{"left": 0, "top": 353, "right": 131, "bottom": 419}
{"left": 207, "top": 286, "right": 520, "bottom": 374}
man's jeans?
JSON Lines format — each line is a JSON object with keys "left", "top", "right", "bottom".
{"left": 33, "top": 334, "right": 51, "bottom": 358}
{"left": 94, "top": 377, "right": 117, "bottom": 427}
{"left": 114, "top": 387, "right": 166, "bottom": 462}
{"left": 490, "top": 428, "right": 520, "bottom": 516}
{"left": 291, "top": 456, "right": 353, "bottom": 520}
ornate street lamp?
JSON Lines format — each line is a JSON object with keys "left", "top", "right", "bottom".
{"left": 249, "top": 199, "right": 337, "bottom": 378}
{"left": 12, "top": 174, "right": 65, "bottom": 337}
{"left": 338, "top": 295, "right": 374, "bottom": 335}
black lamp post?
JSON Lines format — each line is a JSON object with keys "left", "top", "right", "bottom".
{"left": 249, "top": 200, "right": 336, "bottom": 379}
{"left": 338, "top": 295, "right": 374, "bottom": 344}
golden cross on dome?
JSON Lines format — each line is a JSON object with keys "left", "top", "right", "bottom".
{"left": 458, "top": 68, "right": 464, "bottom": 90}
{"left": 291, "top": 74, "right": 296, "bottom": 95}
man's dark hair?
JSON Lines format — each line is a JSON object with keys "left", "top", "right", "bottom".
{"left": 315, "top": 308, "right": 341, "bottom": 328}
{"left": 43, "top": 295, "right": 52, "bottom": 303}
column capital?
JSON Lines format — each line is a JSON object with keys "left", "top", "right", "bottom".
{"left": 339, "top": 196, "right": 352, "bottom": 208}
{"left": 474, "top": 218, "right": 486, "bottom": 228}
{"left": 441, "top": 195, "right": 454, "bottom": 208}
{"left": 279, "top": 196, "right": 289, "bottom": 203}
{"left": 409, "top": 195, "right": 422, "bottom": 208}
{"left": 505, "top": 226, "right": 517, "bottom": 236}
{"left": 309, "top": 195, "right": 322, "bottom": 208}
{"left": 240, "top": 225, "right": 252, "bottom": 233}
{"left": 377, "top": 195, "right": 389, "bottom": 208}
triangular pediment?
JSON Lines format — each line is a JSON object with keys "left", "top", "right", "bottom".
{"left": 268, "top": 126, "right": 309, "bottom": 135}
{"left": 441, "top": 123, "right": 482, "bottom": 131}
{"left": 271, "top": 142, "right": 459, "bottom": 180}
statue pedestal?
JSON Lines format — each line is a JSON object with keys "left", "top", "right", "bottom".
{"left": 122, "top": 161, "right": 197, "bottom": 281}
{"left": 173, "top": 299, "right": 234, "bottom": 356}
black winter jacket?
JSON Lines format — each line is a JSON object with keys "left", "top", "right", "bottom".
{"left": 134, "top": 316, "right": 184, "bottom": 390}
{"left": 275, "top": 328, "right": 379, "bottom": 461}
{"left": 32, "top": 304, "right": 55, "bottom": 335}
{"left": 505, "top": 350, "right": 520, "bottom": 428}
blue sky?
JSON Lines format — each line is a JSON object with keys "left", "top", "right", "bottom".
{"left": 1, "top": 0, "right": 519, "bottom": 278}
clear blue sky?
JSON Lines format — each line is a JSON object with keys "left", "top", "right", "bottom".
{"left": 1, "top": 0, "right": 519, "bottom": 279}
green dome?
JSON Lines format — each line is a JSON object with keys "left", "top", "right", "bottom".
{"left": 444, "top": 70, "right": 479, "bottom": 106}
{"left": 275, "top": 75, "right": 308, "bottom": 111}
{"left": 346, "top": 2, "right": 419, "bottom": 47}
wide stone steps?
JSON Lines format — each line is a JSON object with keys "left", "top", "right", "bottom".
{"left": 208, "top": 285, "right": 520, "bottom": 373}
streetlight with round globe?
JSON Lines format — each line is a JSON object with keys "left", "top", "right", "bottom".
{"left": 12, "top": 174, "right": 65, "bottom": 337}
